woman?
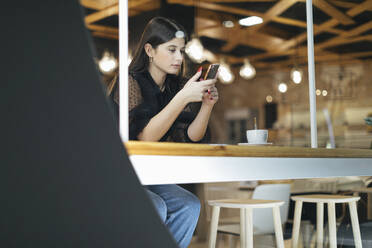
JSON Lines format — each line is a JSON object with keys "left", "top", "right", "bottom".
{"left": 109, "top": 17, "right": 218, "bottom": 247}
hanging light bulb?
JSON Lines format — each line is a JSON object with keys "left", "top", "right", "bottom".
{"left": 218, "top": 61, "right": 234, "bottom": 84}
{"left": 240, "top": 58, "right": 256, "bottom": 80}
{"left": 98, "top": 50, "right": 117, "bottom": 74}
{"left": 291, "top": 67, "right": 303, "bottom": 84}
{"left": 185, "top": 37, "right": 205, "bottom": 63}
{"left": 278, "top": 82, "right": 288, "bottom": 93}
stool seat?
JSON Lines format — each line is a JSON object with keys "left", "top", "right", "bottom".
{"left": 209, "top": 199, "right": 284, "bottom": 209}
{"left": 291, "top": 194, "right": 360, "bottom": 203}
{"left": 291, "top": 194, "right": 362, "bottom": 248}
{"left": 208, "top": 199, "right": 285, "bottom": 248}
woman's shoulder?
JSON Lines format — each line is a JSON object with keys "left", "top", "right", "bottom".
{"left": 129, "top": 73, "right": 141, "bottom": 91}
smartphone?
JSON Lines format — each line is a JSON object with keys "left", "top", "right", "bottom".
{"left": 204, "top": 64, "right": 220, "bottom": 80}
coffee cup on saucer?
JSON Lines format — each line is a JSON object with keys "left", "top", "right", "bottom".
{"left": 246, "top": 129, "right": 268, "bottom": 144}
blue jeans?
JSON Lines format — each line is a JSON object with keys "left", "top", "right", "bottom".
{"left": 146, "top": 184, "right": 201, "bottom": 248}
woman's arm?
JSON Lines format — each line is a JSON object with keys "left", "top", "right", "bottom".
{"left": 137, "top": 90, "right": 188, "bottom": 141}
{"left": 187, "top": 85, "right": 219, "bottom": 142}
{"left": 138, "top": 72, "right": 216, "bottom": 141}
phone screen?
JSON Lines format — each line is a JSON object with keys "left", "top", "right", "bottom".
{"left": 204, "top": 64, "right": 220, "bottom": 80}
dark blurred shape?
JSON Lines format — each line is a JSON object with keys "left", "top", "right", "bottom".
{"left": 265, "top": 103, "right": 278, "bottom": 129}
{"left": 0, "top": 1, "right": 177, "bottom": 247}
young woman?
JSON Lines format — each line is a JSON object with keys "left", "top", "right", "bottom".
{"left": 109, "top": 17, "right": 219, "bottom": 247}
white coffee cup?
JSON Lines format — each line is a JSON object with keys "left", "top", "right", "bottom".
{"left": 246, "top": 129, "right": 268, "bottom": 144}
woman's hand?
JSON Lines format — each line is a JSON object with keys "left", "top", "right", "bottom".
{"left": 202, "top": 85, "right": 219, "bottom": 106}
{"left": 180, "top": 69, "right": 217, "bottom": 103}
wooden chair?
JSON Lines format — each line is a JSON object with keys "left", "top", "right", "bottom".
{"left": 291, "top": 194, "right": 362, "bottom": 248}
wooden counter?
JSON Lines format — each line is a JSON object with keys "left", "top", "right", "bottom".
{"left": 125, "top": 141, "right": 372, "bottom": 185}
{"left": 125, "top": 141, "right": 372, "bottom": 158}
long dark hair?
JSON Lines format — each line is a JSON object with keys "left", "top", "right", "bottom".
{"left": 129, "top": 17, "right": 189, "bottom": 77}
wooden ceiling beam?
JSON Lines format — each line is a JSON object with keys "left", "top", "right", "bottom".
{"left": 259, "top": 0, "right": 297, "bottom": 22}
{"left": 250, "top": 0, "right": 298, "bottom": 32}
{"left": 341, "top": 20, "right": 372, "bottom": 38}
{"left": 348, "top": 0, "right": 372, "bottom": 16}
{"left": 201, "top": 0, "right": 277, "bottom": 2}
{"left": 327, "top": 0, "right": 357, "bottom": 9}
{"left": 129, "top": 0, "right": 161, "bottom": 13}
{"left": 197, "top": 9, "right": 293, "bottom": 50}
{"left": 86, "top": 24, "right": 118, "bottom": 34}
{"left": 271, "top": 16, "right": 307, "bottom": 28}
{"left": 85, "top": 4, "right": 118, "bottom": 24}
{"left": 92, "top": 31, "right": 119, "bottom": 40}
{"left": 173, "top": 0, "right": 298, "bottom": 51}
{"left": 80, "top": 0, "right": 118, "bottom": 10}
{"left": 198, "top": 25, "right": 285, "bottom": 51}
{"left": 169, "top": 0, "right": 345, "bottom": 44}
{"left": 276, "top": 0, "right": 372, "bottom": 53}
{"left": 316, "top": 35, "right": 372, "bottom": 51}
{"left": 312, "top": 0, "right": 355, "bottom": 25}
{"left": 85, "top": 0, "right": 154, "bottom": 24}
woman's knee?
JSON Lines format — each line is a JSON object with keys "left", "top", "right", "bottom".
{"left": 183, "top": 191, "right": 201, "bottom": 217}
{"left": 146, "top": 190, "right": 167, "bottom": 222}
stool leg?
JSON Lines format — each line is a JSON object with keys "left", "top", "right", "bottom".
{"left": 228, "top": 234, "right": 238, "bottom": 248}
{"left": 327, "top": 202, "right": 337, "bottom": 248}
{"left": 240, "top": 208, "right": 246, "bottom": 248}
{"left": 245, "top": 208, "right": 253, "bottom": 248}
{"left": 316, "top": 202, "right": 324, "bottom": 248}
{"left": 292, "top": 200, "right": 303, "bottom": 248}
{"left": 273, "top": 206, "right": 284, "bottom": 248}
{"left": 208, "top": 206, "right": 220, "bottom": 248}
{"left": 348, "top": 201, "right": 362, "bottom": 248}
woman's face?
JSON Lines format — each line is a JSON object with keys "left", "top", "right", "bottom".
{"left": 150, "top": 37, "right": 185, "bottom": 75}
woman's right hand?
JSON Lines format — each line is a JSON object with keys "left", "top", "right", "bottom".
{"left": 180, "top": 69, "right": 217, "bottom": 103}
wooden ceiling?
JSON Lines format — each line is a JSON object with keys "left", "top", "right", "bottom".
{"left": 80, "top": 0, "right": 372, "bottom": 69}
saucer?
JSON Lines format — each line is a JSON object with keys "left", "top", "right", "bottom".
{"left": 238, "top": 142, "right": 273, "bottom": 146}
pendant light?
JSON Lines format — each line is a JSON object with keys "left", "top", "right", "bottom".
{"left": 98, "top": 50, "right": 118, "bottom": 74}
{"left": 218, "top": 59, "right": 234, "bottom": 84}
{"left": 278, "top": 82, "right": 288, "bottom": 93}
{"left": 239, "top": 58, "right": 256, "bottom": 80}
{"left": 185, "top": 36, "right": 205, "bottom": 63}
{"left": 290, "top": 67, "right": 303, "bottom": 84}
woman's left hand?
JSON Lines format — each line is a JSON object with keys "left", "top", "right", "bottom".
{"left": 202, "top": 85, "right": 219, "bottom": 106}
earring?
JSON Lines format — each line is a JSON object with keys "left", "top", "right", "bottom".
{"left": 149, "top": 56, "right": 153, "bottom": 63}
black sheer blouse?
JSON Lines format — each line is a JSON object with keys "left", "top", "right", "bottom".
{"left": 111, "top": 70, "right": 210, "bottom": 143}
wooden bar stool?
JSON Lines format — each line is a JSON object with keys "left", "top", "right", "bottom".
{"left": 208, "top": 199, "right": 285, "bottom": 248}
{"left": 291, "top": 194, "right": 362, "bottom": 248}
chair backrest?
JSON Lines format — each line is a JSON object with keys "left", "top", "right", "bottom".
{"left": 252, "top": 184, "right": 291, "bottom": 234}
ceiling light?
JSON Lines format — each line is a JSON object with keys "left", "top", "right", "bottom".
{"left": 185, "top": 37, "right": 205, "bottom": 63}
{"left": 239, "top": 58, "right": 256, "bottom": 80}
{"left": 266, "top": 95, "right": 273, "bottom": 103}
{"left": 278, "top": 82, "right": 287, "bottom": 93}
{"left": 322, "top": 90, "right": 328, "bottom": 96}
{"left": 316, "top": 89, "right": 321, "bottom": 96}
{"left": 99, "top": 50, "right": 117, "bottom": 74}
{"left": 239, "top": 16, "right": 263, "bottom": 27}
{"left": 218, "top": 62, "right": 234, "bottom": 84}
{"left": 290, "top": 67, "right": 303, "bottom": 84}
{"left": 223, "top": 20, "right": 234, "bottom": 28}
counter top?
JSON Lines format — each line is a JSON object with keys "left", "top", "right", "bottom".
{"left": 125, "top": 141, "right": 372, "bottom": 158}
